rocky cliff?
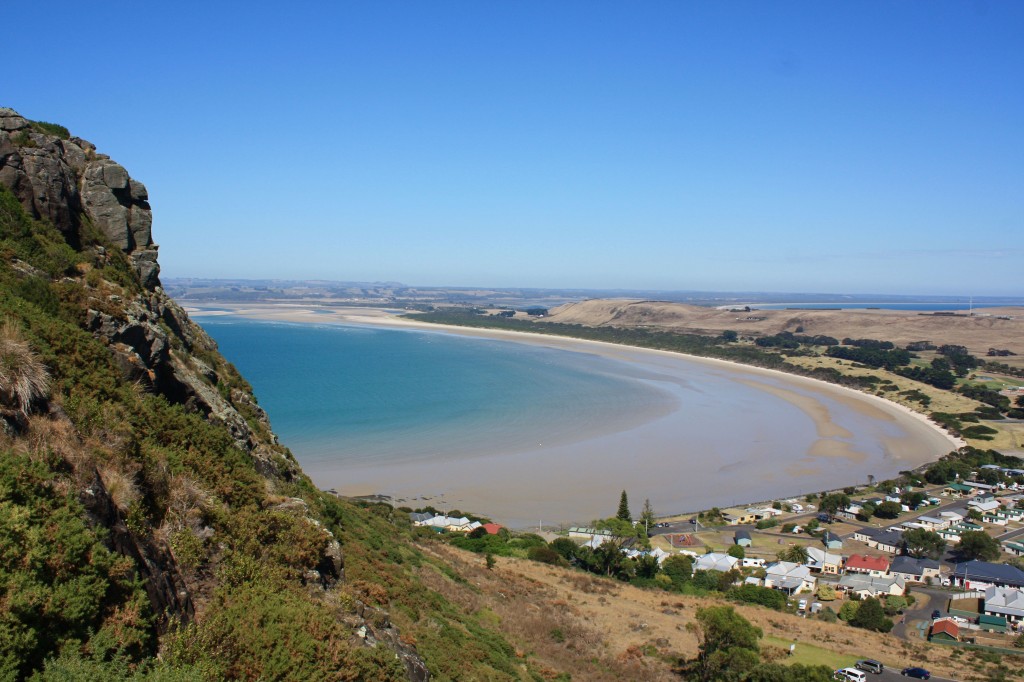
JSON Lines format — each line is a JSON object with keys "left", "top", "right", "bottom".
{"left": 0, "top": 108, "right": 430, "bottom": 680}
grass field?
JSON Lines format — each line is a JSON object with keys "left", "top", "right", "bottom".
{"left": 761, "top": 635, "right": 860, "bottom": 669}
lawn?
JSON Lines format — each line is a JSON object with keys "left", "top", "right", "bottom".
{"left": 761, "top": 635, "right": 860, "bottom": 669}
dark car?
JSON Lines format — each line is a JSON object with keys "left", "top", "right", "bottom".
{"left": 856, "top": 659, "right": 884, "bottom": 674}
{"left": 901, "top": 667, "right": 930, "bottom": 679}
{"left": 930, "top": 609, "right": 941, "bottom": 619}
{"left": 817, "top": 512, "right": 831, "bottom": 522}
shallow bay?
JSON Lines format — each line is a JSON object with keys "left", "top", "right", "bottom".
{"left": 199, "top": 314, "right": 955, "bottom": 527}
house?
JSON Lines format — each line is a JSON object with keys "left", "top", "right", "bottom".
{"left": 822, "top": 531, "right": 843, "bottom": 550}
{"left": 763, "top": 561, "right": 816, "bottom": 594}
{"left": 967, "top": 499, "right": 1000, "bottom": 514}
{"left": 734, "top": 530, "right": 752, "bottom": 547}
{"left": 928, "top": 619, "right": 960, "bottom": 643}
{"left": 747, "top": 506, "right": 782, "bottom": 519}
{"left": 805, "top": 547, "right": 843, "bottom": 575}
{"left": 838, "top": 573, "right": 906, "bottom": 598}
{"left": 983, "top": 586, "right": 1024, "bottom": 624}
{"left": 888, "top": 556, "right": 941, "bottom": 583}
{"left": 568, "top": 527, "right": 613, "bottom": 541}
{"left": 938, "top": 510, "right": 965, "bottom": 524}
{"left": 694, "top": 552, "right": 739, "bottom": 573}
{"left": 482, "top": 523, "right": 503, "bottom": 535}
{"left": 853, "top": 527, "right": 903, "bottom": 553}
{"left": 409, "top": 512, "right": 433, "bottom": 525}
{"left": 845, "top": 554, "right": 890, "bottom": 577}
{"left": 945, "top": 482, "right": 976, "bottom": 497}
{"left": 915, "top": 515, "right": 949, "bottom": 531}
{"left": 1003, "top": 541, "right": 1024, "bottom": 557}
{"left": 721, "top": 508, "right": 758, "bottom": 525}
{"left": 952, "top": 561, "right": 1024, "bottom": 590}
{"left": 937, "top": 527, "right": 962, "bottom": 544}
{"left": 982, "top": 513, "right": 1008, "bottom": 526}
{"left": 839, "top": 503, "right": 863, "bottom": 520}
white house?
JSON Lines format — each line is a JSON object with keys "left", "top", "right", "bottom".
{"left": 763, "top": 561, "right": 816, "bottom": 595}
{"left": 694, "top": 553, "right": 740, "bottom": 573}
{"left": 805, "top": 547, "right": 843, "bottom": 575}
{"left": 984, "top": 586, "right": 1024, "bottom": 624}
{"left": 838, "top": 573, "right": 907, "bottom": 598}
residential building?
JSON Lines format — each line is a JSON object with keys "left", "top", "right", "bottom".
{"left": 983, "top": 586, "right": 1024, "bottom": 624}
{"left": 952, "top": 561, "right": 1024, "bottom": 590}
{"left": 838, "top": 573, "right": 906, "bottom": 598}
{"left": 694, "top": 552, "right": 740, "bottom": 573}
{"left": 805, "top": 547, "right": 843, "bottom": 575}
{"left": 928, "top": 619, "right": 960, "bottom": 642}
{"left": 734, "top": 530, "right": 752, "bottom": 547}
{"left": 853, "top": 527, "right": 903, "bottom": 553}
{"left": 721, "top": 508, "right": 759, "bottom": 525}
{"left": 822, "top": 531, "right": 843, "bottom": 550}
{"left": 888, "top": 556, "right": 941, "bottom": 583}
{"left": 845, "top": 554, "right": 890, "bottom": 577}
{"left": 763, "top": 561, "right": 816, "bottom": 594}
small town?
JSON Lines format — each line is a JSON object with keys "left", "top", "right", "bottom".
{"left": 408, "top": 452, "right": 1024, "bottom": 680}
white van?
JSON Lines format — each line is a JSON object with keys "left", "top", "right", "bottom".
{"left": 836, "top": 669, "right": 867, "bottom": 682}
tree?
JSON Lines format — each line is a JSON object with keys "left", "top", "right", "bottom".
{"left": 873, "top": 501, "right": 903, "bottom": 519}
{"left": 720, "top": 330, "right": 738, "bottom": 343}
{"left": 849, "top": 597, "right": 893, "bottom": 632}
{"left": 727, "top": 544, "right": 745, "bottom": 560}
{"left": 661, "top": 554, "right": 693, "bottom": 588}
{"left": 549, "top": 538, "right": 578, "bottom": 562}
{"left": 616, "top": 490, "right": 632, "bottom": 522}
{"left": 485, "top": 553, "right": 496, "bottom": 570}
{"left": 838, "top": 601, "right": 860, "bottom": 622}
{"left": 639, "top": 498, "right": 655, "bottom": 533}
{"left": 777, "top": 545, "right": 809, "bottom": 564}
{"left": 818, "top": 492, "right": 850, "bottom": 522}
{"left": 901, "top": 528, "right": 946, "bottom": 560}
{"left": 956, "top": 531, "right": 1001, "bottom": 562}
{"left": 856, "top": 501, "right": 877, "bottom": 522}
{"left": 690, "top": 606, "right": 763, "bottom": 682}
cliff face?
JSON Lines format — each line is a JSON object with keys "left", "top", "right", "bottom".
{"left": 0, "top": 108, "right": 428, "bottom": 680}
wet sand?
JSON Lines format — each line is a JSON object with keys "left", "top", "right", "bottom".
{"left": 190, "top": 303, "right": 963, "bottom": 527}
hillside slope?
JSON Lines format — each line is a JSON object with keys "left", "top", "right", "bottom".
{"left": 545, "top": 299, "right": 1024, "bottom": 358}
{"left": 0, "top": 108, "right": 540, "bottom": 681}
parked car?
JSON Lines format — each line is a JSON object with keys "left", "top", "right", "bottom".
{"left": 930, "top": 609, "right": 942, "bottom": 619}
{"left": 834, "top": 668, "right": 867, "bottom": 681}
{"left": 901, "top": 667, "right": 931, "bottom": 679}
{"left": 855, "top": 659, "right": 884, "bottom": 674}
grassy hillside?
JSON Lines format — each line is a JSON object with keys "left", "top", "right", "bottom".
{"left": 0, "top": 181, "right": 544, "bottom": 680}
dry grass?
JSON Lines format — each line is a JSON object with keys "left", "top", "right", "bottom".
{"left": 417, "top": 543, "right": 1023, "bottom": 681}
{"left": 544, "top": 300, "right": 1024, "bottom": 359}
{"left": 0, "top": 319, "right": 50, "bottom": 415}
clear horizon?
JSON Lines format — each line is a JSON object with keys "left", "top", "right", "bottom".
{"left": 6, "top": 2, "right": 1022, "bottom": 296}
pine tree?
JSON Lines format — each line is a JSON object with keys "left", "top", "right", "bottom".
{"left": 616, "top": 490, "right": 632, "bottom": 522}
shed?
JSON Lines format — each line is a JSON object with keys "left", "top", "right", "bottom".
{"left": 978, "top": 614, "right": 1007, "bottom": 633}
{"left": 928, "top": 619, "right": 960, "bottom": 642}
{"left": 734, "top": 530, "right": 752, "bottom": 547}
{"left": 822, "top": 531, "right": 843, "bottom": 550}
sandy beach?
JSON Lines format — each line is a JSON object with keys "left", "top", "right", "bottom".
{"left": 190, "top": 303, "right": 964, "bottom": 527}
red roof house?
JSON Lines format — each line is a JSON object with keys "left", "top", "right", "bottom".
{"left": 844, "top": 554, "right": 890, "bottom": 576}
{"left": 482, "top": 523, "right": 503, "bottom": 535}
{"left": 929, "top": 619, "right": 960, "bottom": 642}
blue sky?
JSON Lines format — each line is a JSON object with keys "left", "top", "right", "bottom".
{"left": 5, "top": 2, "right": 1023, "bottom": 295}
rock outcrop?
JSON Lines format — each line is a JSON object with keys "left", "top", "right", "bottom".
{"left": 0, "top": 107, "right": 158, "bottom": 287}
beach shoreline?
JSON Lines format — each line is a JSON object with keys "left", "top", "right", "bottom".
{"left": 189, "top": 303, "right": 965, "bottom": 527}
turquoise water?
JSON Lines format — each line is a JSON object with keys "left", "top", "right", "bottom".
{"left": 200, "top": 319, "right": 675, "bottom": 467}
